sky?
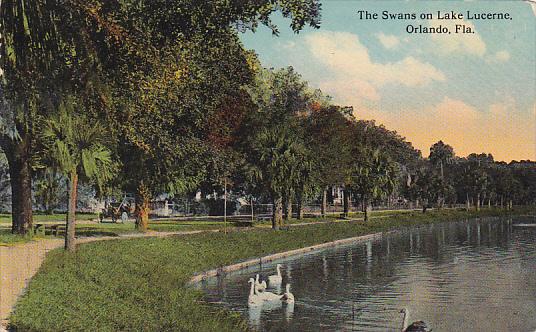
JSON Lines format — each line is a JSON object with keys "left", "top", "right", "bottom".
{"left": 239, "top": 0, "right": 536, "bottom": 162}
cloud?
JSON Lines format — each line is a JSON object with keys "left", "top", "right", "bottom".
{"left": 376, "top": 32, "right": 400, "bottom": 49}
{"left": 349, "top": 96, "right": 535, "bottom": 161}
{"left": 429, "top": 18, "right": 486, "bottom": 56}
{"left": 304, "top": 31, "right": 445, "bottom": 101}
{"left": 488, "top": 50, "right": 510, "bottom": 62}
{"left": 281, "top": 41, "right": 296, "bottom": 50}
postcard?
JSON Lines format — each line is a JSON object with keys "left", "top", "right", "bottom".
{"left": 0, "top": 1, "right": 534, "bottom": 331}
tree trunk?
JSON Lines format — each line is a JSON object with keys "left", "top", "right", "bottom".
{"left": 343, "top": 188, "right": 350, "bottom": 217}
{"left": 466, "top": 193, "right": 470, "bottom": 211}
{"left": 135, "top": 182, "right": 150, "bottom": 232}
{"left": 476, "top": 193, "right": 481, "bottom": 211}
{"left": 509, "top": 200, "right": 513, "bottom": 210}
{"left": 363, "top": 198, "right": 370, "bottom": 222}
{"left": 272, "top": 195, "right": 283, "bottom": 230}
{"left": 283, "top": 195, "right": 292, "bottom": 221}
{"left": 422, "top": 199, "right": 428, "bottom": 213}
{"left": 321, "top": 188, "right": 327, "bottom": 217}
{"left": 65, "top": 171, "right": 78, "bottom": 252}
{"left": 296, "top": 193, "right": 303, "bottom": 220}
{"left": 3, "top": 137, "right": 33, "bottom": 234}
{"left": 438, "top": 161, "right": 444, "bottom": 209}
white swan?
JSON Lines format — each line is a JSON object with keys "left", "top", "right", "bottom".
{"left": 247, "top": 278, "right": 263, "bottom": 306}
{"left": 257, "top": 288, "right": 282, "bottom": 302}
{"left": 250, "top": 277, "right": 281, "bottom": 302}
{"left": 280, "top": 284, "right": 294, "bottom": 303}
{"left": 255, "top": 274, "right": 267, "bottom": 292}
{"left": 268, "top": 264, "right": 282, "bottom": 286}
{"left": 400, "top": 308, "right": 431, "bottom": 332}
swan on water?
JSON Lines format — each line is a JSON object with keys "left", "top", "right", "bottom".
{"left": 255, "top": 274, "right": 267, "bottom": 292}
{"left": 249, "top": 277, "right": 281, "bottom": 302}
{"left": 247, "top": 278, "right": 263, "bottom": 306}
{"left": 268, "top": 264, "right": 283, "bottom": 286}
{"left": 280, "top": 284, "right": 294, "bottom": 304}
{"left": 400, "top": 308, "right": 431, "bottom": 332}
{"left": 257, "top": 288, "right": 282, "bottom": 302}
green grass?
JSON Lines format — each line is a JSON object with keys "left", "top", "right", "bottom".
{"left": 0, "top": 219, "right": 235, "bottom": 244}
{"left": 0, "top": 228, "right": 52, "bottom": 246}
{"left": 0, "top": 209, "right": 402, "bottom": 244}
{"left": 9, "top": 207, "right": 534, "bottom": 332}
{"left": 0, "top": 213, "right": 98, "bottom": 224}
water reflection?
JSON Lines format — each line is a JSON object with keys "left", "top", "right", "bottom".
{"left": 199, "top": 217, "right": 536, "bottom": 331}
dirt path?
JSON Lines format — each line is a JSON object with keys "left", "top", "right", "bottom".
{"left": 0, "top": 230, "right": 210, "bottom": 330}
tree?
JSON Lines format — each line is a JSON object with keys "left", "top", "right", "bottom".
{"left": 429, "top": 141, "right": 455, "bottom": 208}
{"left": 34, "top": 170, "right": 64, "bottom": 214}
{"left": 407, "top": 162, "right": 438, "bottom": 213}
{"left": 429, "top": 141, "right": 455, "bottom": 178}
{"left": 42, "top": 101, "right": 115, "bottom": 251}
{"left": 108, "top": 2, "right": 322, "bottom": 231}
{"left": 0, "top": 0, "right": 114, "bottom": 234}
{"left": 306, "top": 105, "right": 353, "bottom": 217}
{"left": 348, "top": 148, "right": 397, "bottom": 221}
{"left": 248, "top": 126, "right": 309, "bottom": 229}
{"left": 242, "top": 67, "right": 315, "bottom": 228}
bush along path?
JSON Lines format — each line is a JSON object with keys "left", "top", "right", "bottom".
{"left": 7, "top": 208, "right": 534, "bottom": 332}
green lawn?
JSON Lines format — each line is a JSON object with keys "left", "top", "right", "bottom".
{"left": 0, "top": 213, "right": 98, "bottom": 224}
{"left": 0, "top": 228, "right": 52, "bottom": 245}
{"left": 0, "top": 218, "right": 241, "bottom": 245}
{"left": 9, "top": 207, "right": 533, "bottom": 332}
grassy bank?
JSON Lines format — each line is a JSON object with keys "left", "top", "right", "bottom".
{"left": 0, "top": 220, "right": 235, "bottom": 246}
{"left": 10, "top": 208, "right": 534, "bottom": 331}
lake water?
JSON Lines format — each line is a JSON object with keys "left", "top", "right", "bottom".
{"left": 199, "top": 217, "right": 536, "bottom": 331}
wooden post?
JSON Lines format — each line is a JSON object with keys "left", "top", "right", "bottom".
{"left": 251, "top": 197, "right": 254, "bottom": 222}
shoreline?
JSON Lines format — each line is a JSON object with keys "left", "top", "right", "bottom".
{"left": 188, "top": 213, "right": 523, "bottom": 285}
{"left": 189, "top": 231, "right": 384, "bottom": 284}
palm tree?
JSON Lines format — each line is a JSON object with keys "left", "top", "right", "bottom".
{"left": 429, "top": 141, "right": 455, "bottom": 208}
{"left": 349, "top": 148, "right": 397, "bottom": 222}
{"left": 42, "top": 99, "right": 115, "bottom": 251}
{"left": 250, "top": 126, "right": 308, "bottom": 229}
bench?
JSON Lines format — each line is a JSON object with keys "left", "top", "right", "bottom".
{"left": 232, "top": 220, "right": 254, "bottom": 227}
{"left": 225, "top": 215, "right": 255, "bottom": 227}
